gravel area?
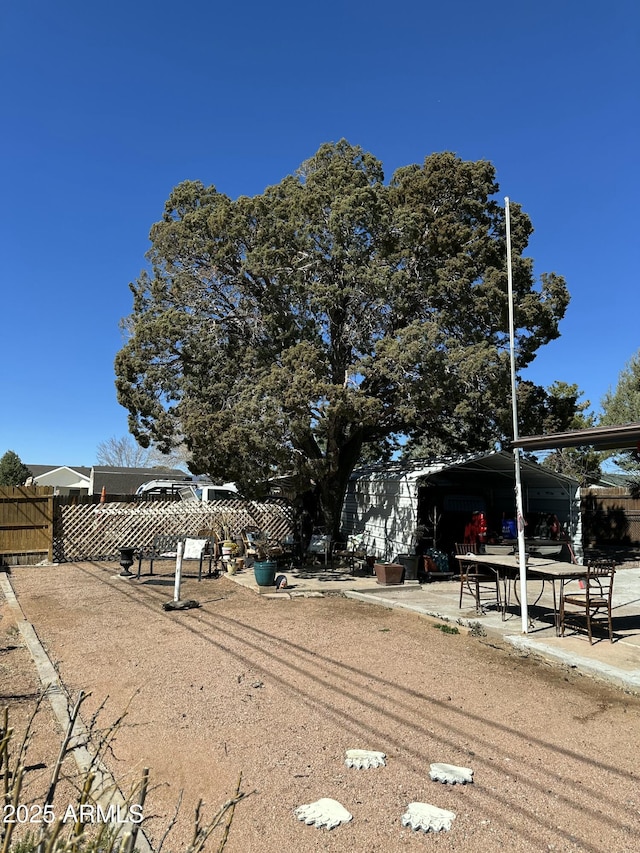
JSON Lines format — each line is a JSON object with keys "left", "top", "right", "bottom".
{"left": 3, "top": 561, "right": 640, "bottom": 853}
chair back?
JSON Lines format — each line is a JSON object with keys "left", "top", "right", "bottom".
{"left": 586, "top": 560, "right": 615, "bottom": 602}
{"left": 347, "top": 533, "right": 365, "bottom": 552}
{"left": 241, "top": 528, "right": 263, "bottom": 549}
{"left": 455, "top": 542, "right": 478, "bottom": 555}
{"left": 308, "top": 534, "right": 330, "bottom": 554}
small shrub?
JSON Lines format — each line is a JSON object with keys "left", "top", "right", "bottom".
{"left": 435, "top": 623, "right": 459, "bottom": 635}
{"left": 468, "top": 621, "right": 487, "bottom": 637}
{"left": 1, "top": 698, "right": 249, "bottom": 853}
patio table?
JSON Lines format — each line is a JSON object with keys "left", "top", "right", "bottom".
{"left": 455, "top": 553, "right": 588, "bottom": 634}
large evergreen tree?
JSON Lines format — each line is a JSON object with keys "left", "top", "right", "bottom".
{"left": 115, "top": 141, "right": 569, "bottom": 536}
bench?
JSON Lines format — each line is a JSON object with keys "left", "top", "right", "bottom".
{"left": 136, "top": 535, "right": 217, "bottom": 581}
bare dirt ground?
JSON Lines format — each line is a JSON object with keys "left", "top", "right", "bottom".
{"left": 3, "top": 560, "right": 640, "bottom": 853}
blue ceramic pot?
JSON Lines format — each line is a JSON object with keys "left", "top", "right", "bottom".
{"left": 253, "top": 560, "right": 277, "bottom": 586}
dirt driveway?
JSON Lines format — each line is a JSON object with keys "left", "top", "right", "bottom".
{"left": 3, "top": 561, "right": 640, "bottom": 853}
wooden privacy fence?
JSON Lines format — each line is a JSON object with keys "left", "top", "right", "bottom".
{"left": 0, "top": 486, "right": 54, "bottom": 565}
{"left": 582, "top": 487, "right": 640, "bottom": 546}
{"left": 54, "top": 498, "right": 295, "bottom": 562}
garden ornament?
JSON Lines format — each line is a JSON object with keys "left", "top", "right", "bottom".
{"left": 344, "top": 749, "right": 386, "bottom": 769}
{"left": 429, "top": 762, "right": 474, "bottom": 784}
{"left": 401, "top": 802, "right": 456, "bottom": 833}
{"left": 294, "top": 798, "right": 352, "bottom": 830}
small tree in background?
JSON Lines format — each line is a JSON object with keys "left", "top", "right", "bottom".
{"left": 96, "top": 435, "right": 152, "bottom": 467}
{"left": 537, "top": 381, "right": 602, "bottom": 486}
{"left": 96, "top": 434, "right": 191, "bottom": 470}
{"left": 600, "top": 349, "right": 640, "bottom": 496}
{"left": 600, "top": 349, "right": 640, "bottom": 474}
{"left": 0, "top": 450, "right": 32, "bottom": 485}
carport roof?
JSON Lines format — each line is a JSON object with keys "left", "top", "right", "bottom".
{"left": 512, "top": 422, "right": 640, "bottom": 452}
{"left": 416, "top": 451, "right": 578, "bottom": 490}
{"left": 351, "top": 450, "right": 578, "bottom": 490}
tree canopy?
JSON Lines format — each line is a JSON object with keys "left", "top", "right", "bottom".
{"left": 115, "top": 141, "right": 570, "bottom": 536}
{"left": 0, "top": 450, "right": 32, "bottom": 486}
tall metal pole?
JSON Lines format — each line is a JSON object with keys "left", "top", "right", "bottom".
{"left": 505, "top": 197, "right": 529, "bottom": 633}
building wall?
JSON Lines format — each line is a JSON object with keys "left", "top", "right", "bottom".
{"left": 33, "top": 468, "right": 90, "bottom": 496}
{"left": 342, "top": 470, "right": 420, "bottom": 560}
{"left": 343, "top": 463, "right": 582, "bottom": 562}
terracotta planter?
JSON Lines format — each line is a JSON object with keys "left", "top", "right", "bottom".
{"left": 374, "top": 563, "right": 404, "bottom": 585}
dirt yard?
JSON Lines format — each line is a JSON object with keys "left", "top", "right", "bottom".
{"left": 3, "top": 561, "right": 640, "bottom": 853}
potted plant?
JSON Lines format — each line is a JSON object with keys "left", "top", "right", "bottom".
{"left": 216, "top": 511, "right": 235, "bottom": 543}
{"left": 374, "top": 562, "right": 404, "bottom": 585}
{"left": 222, "top": 539, "right": 239, "bottom": 561}
{"left": 212, "top": 511, "right": 240, "bottom": 566}
{"left": 252, "top": 539, "right": 278, "bottom": 586}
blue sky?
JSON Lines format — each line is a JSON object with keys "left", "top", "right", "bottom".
{"left": 1, "top": 0, "right": 638, "bottom": 467}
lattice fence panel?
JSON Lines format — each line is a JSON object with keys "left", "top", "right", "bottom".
{"left": 54, "top": 499, "right": 294, "bottom": 562}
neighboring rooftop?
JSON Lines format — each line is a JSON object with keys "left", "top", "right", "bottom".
{"left": 591, "top": 471, "right": 638, "bottom": 488}
{"left": 90, "top": 466, "right": 191, "bottom": 495}
{"left": 28, "top": 465, "right": 92, "bottom": 479}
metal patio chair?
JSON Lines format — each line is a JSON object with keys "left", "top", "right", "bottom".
{"left": 455, "top": 543, "right": 501, "bottom": 613}
{"left": 560, "top": 560, "right": 616, "bottom": 644}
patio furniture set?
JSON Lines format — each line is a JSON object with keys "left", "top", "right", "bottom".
{"left": 455, "top": 548, "right": 616, "bottom": 644}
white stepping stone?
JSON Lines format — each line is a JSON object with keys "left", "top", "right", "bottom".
{"left": 344, "top": 749, "right": 386, "bottom": 769}
{"left": 429, "top": 762, "right": 474, "bottom": 784}
{"left": 294, "top": 798, "right": 353, "bottom": 830}
{"left": 402, "top": 802, "right": 456, "bottom": 833}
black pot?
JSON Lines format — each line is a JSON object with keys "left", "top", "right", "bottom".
{"left": 397, "top": 554, "right": 419, "bottom": 581}
{"left": 119, "top": 547, "right": 136, "bottom": 577}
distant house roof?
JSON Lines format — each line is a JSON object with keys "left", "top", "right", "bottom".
{"left": 28, "top": 465, "right": 92, "bottom": 479}
{"left": 89, "top": 466, "right": 191, "bottom": 495}
{"left": 592, "top": 471, "right": 636, "bottom": 488}
{"left": 27, "top": 465, "right": 92, "bottom": 491}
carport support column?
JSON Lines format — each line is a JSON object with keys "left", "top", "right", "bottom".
{"left": 174, "top": 540, "right": 184, "bottom": 603}
{"left": 506, "top": 197, "right": 529, "bottom": 634}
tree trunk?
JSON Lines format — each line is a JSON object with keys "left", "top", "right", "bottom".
{"left": 318, "top": 432, "right": 364, "bottom": 541}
